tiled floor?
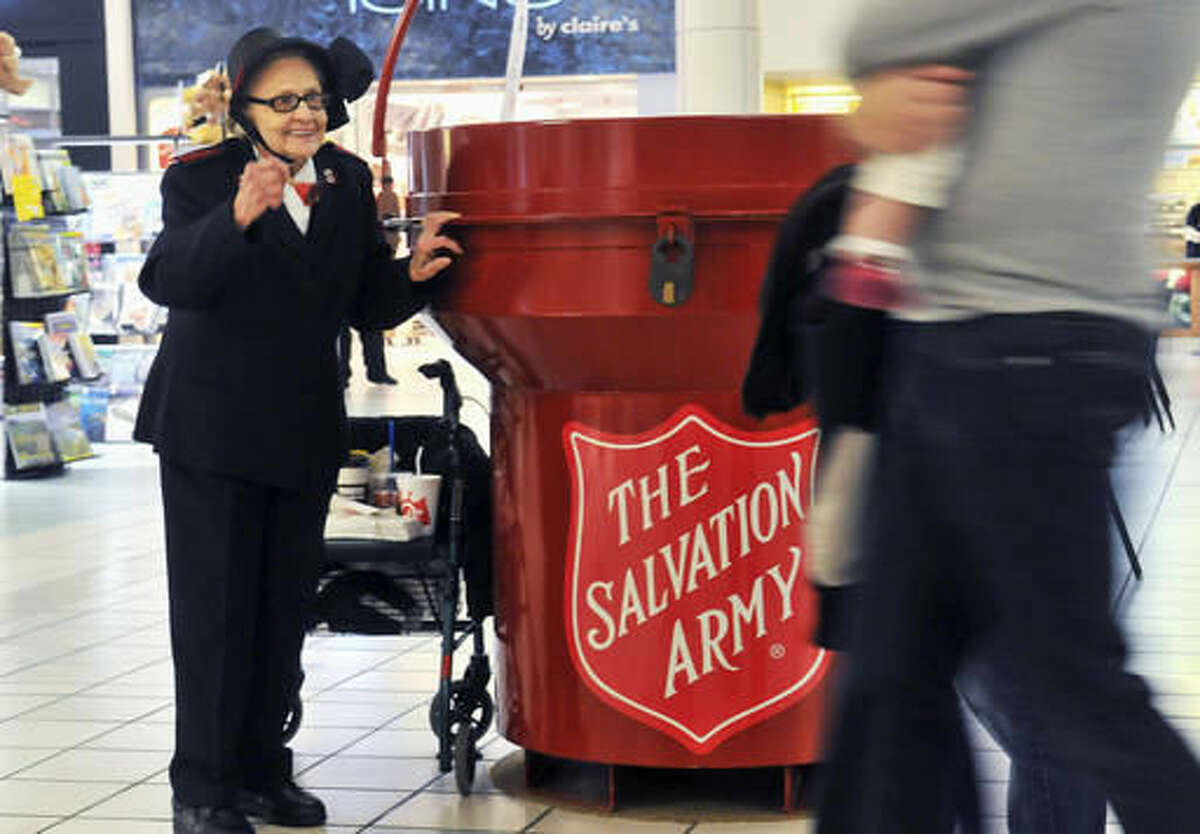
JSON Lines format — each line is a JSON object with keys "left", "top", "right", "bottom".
{"left": 0, "top": 337, "right": 1197, "bottom": 833}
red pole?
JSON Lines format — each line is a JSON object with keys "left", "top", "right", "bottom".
{"left": 372, "top": 0, "right": 421, "bottom": 159}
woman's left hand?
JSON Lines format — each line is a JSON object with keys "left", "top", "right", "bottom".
{"left": 409, "top": 211, "right": 464, "bottom": 282}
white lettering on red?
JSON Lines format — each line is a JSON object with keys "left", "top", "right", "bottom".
{"left": 585, "top": 438, "right": 815, "bottom": 702}
{"left": 766, "top": 547, "right": 802, "bottom": 623}
{"left": 665, "top": 618, "right": 699, "bottom": 698}
{"left": 676, "top": 444, "right": 711, "bottom": 508}
{"left": 607, "top": 479, "right": 638, "bottom": 546}
{"left": 638, "top": 464, "right": 672, "bottom": 533}
{"left": 728, "top": 576, "right": 766, "bottom": 656}
{"left": 707, "top": 503, "right": 737, "bottom": 571}
{"left": 778, "top": 451, "right": 805, "bottom": 527}
{"left": 685, "top": 521, "right": 718, "bottom": 593}
{"left": 698, "top": 609, "right": 740, "bottom": 675}
{"left": 750, "top": 481, "right": 779, "bottom": 544}
{"left": 618, "top": 565, "right": 648, "bottom": 637}
{"left": 585, "top": 581, "right": 615, "bottom": 650}
{"left": 643, "top": 553, "right": 669, "bottom": 617}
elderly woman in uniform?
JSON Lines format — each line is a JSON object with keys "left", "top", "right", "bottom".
{"left": 134, "top": 28, "right": 461, "bottom": 834}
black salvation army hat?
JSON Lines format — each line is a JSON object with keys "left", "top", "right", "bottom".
{"left": 227, "top": 27, "right": 374, "bottom": 134}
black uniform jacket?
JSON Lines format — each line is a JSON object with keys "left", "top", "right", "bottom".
{"left": 134, "top": 138, "right": 440, "bottom": 490}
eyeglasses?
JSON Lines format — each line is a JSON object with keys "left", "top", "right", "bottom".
{"left": 245, "top": 92, "right": 332, "bottom": 114}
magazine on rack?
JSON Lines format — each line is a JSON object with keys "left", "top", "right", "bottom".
{"left": 57, "top": 165, "right": 90, "bottom": 212}
{"left": 36, "top": 150, "right": 77, "bottom": 214}
{"left": 76, "top": 388, "right": 108, "bottom": 443}
{"left": 44, "top": 399, "right": 93, "bottom": 462}
{"left": 92, "top": 253, "right": 147, "bottom": 335}
{"left": 4, "top": 403, "right": 58, "bottom": 470}
{"left": 35, "top": 330, "right": 72, "bottom": 382}
{"left": 105, "top": 253, "right": 162, "bottom": 334}
{"left": 8, "top": 321, "right": 46, "bottom": 385}
{"left": 0, "top": 132, "right": 43, "bottom": 197}
{"left": 6, "top": 225, "right": 65, "bottom": 297}
{"left": 43, "top": 311, "right": 102, "bottom": 380}
{"left": 54, "top": 231, "right": 89, "bottom": 292}
{"left": 86, "top": 280, "right": 120, "bottom": 336}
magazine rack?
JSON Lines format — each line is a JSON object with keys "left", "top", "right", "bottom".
{"left": 2, "top": 205, "right": 95, "bottom": 477}
{"left": 4, "top": 208, "right": 59, "bottom": 477}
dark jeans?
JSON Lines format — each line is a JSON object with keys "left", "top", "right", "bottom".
{"left": 816, "top": 314, "right": 1200, "bottom": 834}
{"left": 161, "top": 460, "right": 329, "bottom": 807}
{"left": 962, "top": 667, "right": 1106, "bottom": 833}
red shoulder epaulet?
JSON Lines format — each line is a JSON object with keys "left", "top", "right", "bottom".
{"left": 170, "top": 141, "right": 232, "bottom": 166}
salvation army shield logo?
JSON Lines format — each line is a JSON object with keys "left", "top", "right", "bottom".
{"left": 563, "top": 406, "right": 829, "bottom": 754}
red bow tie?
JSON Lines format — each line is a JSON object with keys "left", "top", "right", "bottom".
{"left": 292, "top": 182, "right": 318, "bottom": 206}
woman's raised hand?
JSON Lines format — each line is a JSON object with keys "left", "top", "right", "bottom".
{"left": 233, "top": 156, "right": 290, "bottom": 230}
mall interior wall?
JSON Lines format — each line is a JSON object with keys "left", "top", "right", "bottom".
{"left": 5, "top": 0, "right": 110, "bottom": 169}
{"left": 6, "top": 0, "right": 111, "bottom": 171}
{"left": 5, "top": 0, "right": 861, "bottom": 175}
{"left": 676, "top": 0, "right": 760, "bottom": 114}
{"left": 758, "top": 0, "right": 862, "bottom": 80}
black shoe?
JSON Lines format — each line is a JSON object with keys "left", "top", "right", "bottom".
{"left": 367, "top": 373, "right": 398, "bottom": 385}
{"left": 237, "top": 781, "right": 326, "bottom": 827}
{"left": 172, "top": 799, "right": 253, "bottom": 834}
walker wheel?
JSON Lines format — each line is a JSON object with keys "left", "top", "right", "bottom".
{"left": 453, "top": 720, "right": 481, "bottom": 796}
{"left": 429, "top": 681, "right": 494, "bottom": 739}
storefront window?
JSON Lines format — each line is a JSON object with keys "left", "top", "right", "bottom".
{"left": 1152, "top": 82, "right": 1200, "bottom": 333}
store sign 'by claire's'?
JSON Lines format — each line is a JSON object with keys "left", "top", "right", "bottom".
{"left": 350, "top": 1, "right": 567, "bottom": 10}
{"left": 349, "top": 0, "right": 646, "bottom": 43}
{"left": 133, "top": 0, "right": 674, "bottom": 88}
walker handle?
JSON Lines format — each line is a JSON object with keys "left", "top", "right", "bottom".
{"left": 419, "top": 359, "right": 462, "bottom": 425}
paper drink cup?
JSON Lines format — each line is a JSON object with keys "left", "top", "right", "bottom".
{"left": 395, "top": 473, "right": 441, "bottom": 536}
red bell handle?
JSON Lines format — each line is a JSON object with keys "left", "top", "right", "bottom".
{"left": 372, "top": 0, "right": 421, "bottom": 159}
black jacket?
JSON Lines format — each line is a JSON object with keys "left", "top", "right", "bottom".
{"left": 741, "top": 164, "right": 855, "bottom": 418}
{"left": 134, "top": 138, "right": 441, "bottom": 489}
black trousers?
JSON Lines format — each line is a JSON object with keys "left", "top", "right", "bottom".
{"left": 337, "top": 325, "right": 387, "bottom": 382}
{"left": 160, "top": 459, "right": 330, "bottom": 807}
{"left": 817, "top": 314, "right": 1200, "bottom": 833}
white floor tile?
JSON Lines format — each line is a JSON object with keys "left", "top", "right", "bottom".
{"left": 317, "top": 787, "right": 415, "bottom": 826}
{"left": 332, "top": 669, "right": 443, "bottom": 693}
{"left": 296, "top": 699, "right": 409, "bottom": 729}
{"left": 0, "top": 683, "right": 82, "bottom": 698}
{"left": 390, "top": 707, "right": 432, "bottom": 730}
{"left": 79, "top": 723, "right": 173, "bottom": 752}
{"left": 690, "top": 821, "right": 814, "bottom": 833}
{"left": 0, "top": 696, "right": 60, "bottom": 722}
{"left": 12, "top": 749, "right": 168, "bottom": 783}
{"left": 0, "top": 722, "right": 117, "bottom": 749}
{"left": 288, "top": 726, "right": 375, "bottom": 757}
{"left": 77, "top": 782, "right": 172, "bottom": 820}
{"left": 299, "top": 755, "right": 442, "bottom": 791}
{"left": 0, "top": 780, "right": 125, "bottom": 817}
{"left": 531, "top": 808, "right": 693, "bottom": 832}
{"left": 0, "top": 818, "right": 63, "bottom": 834}
{"left": 0, "top": 748, "right": 57, "bottom": 778}
{"left": 340, "top": 730, "right": 439, "bottom": 759}
{"left": 17, "top": 696, "right": 169, "bottom": 724}
{"left": 375, "top": 791, "right": 549, "bottom": 830}
{"left": 425, "top": 761, "right": 501, "bottom": 796}
{"left": 42, "top": 820, "right": 173, "bottom": 833}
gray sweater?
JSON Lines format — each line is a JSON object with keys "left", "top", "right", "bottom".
{"left": 846, "top": 0, "right": 1200, "bottom": 328}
